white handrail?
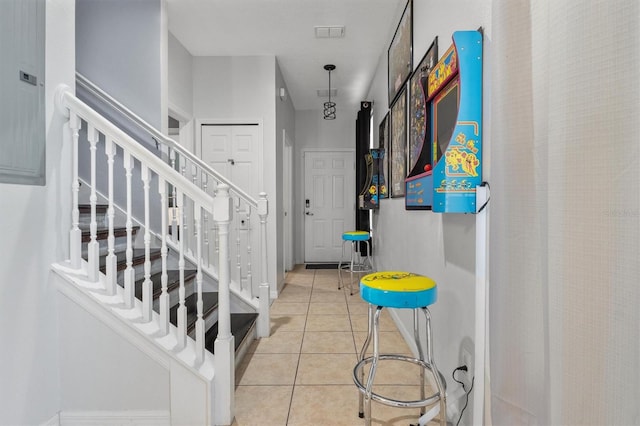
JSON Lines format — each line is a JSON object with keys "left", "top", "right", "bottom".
{"left": 56, "top": 85, "right": 215, "bottom": 209}
{"left": 76, "top": 72, "right": 257, "bottom": 208}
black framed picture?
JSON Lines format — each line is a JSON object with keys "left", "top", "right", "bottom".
{"left": 390, "top": 87, "right": 407, "bottom": 198}
{"left": 387, "top": 0, "right": 413, "bottom": 105}
{"left": 408, "top": 37, "right": 438, "bottom": 177}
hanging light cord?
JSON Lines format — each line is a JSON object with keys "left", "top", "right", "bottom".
{"left": 323, "top": 64, "right": 336, "bottom": 120}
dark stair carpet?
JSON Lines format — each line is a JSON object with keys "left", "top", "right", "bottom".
{"left": 205, "top": 313, "right": 258, "bottom": 353}
{"left": 81, "top": 226, "right": 139, "bottom": 242}
{"left": 169, "top": 292, "right": 219, "bottom": 334}
{"left": 97, "top": 248, "right": 162, "bottom": 273}
{"left": 134, "top": 269, "right": 197, "bottom": 300}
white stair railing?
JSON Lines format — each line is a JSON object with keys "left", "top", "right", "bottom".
{"left": 76, "top": 72, "right": 270, "bottom": 338}
{"left": 56, "top": 83, "right": 253, "bottom": 424}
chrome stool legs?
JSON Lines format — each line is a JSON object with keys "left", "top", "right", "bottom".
{"left": 353, "top": 304, "right": 446, "bottom": 425}
{"left": 338, "top": 239, "right": 373, "bottom": 295}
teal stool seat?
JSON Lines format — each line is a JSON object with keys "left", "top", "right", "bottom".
{"left": 360, "top": 271, "right": 437, "bottom": 308}
{"left": 353, "top": 271, "right": 446, "bottom": 426}
{"left": 342, "top": 231, "right": 370, "bottom": 241}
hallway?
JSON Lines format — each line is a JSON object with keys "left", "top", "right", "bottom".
{"left": 233, "top": 265, "right": 440, "bottom": 426}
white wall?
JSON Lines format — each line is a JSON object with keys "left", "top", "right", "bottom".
{"left": 365, "top": 1, "right": 492, "bottom": 423}
{"left": 293, "top": 108, "right": 357, "bottom": 263}
{"left": 76, "top": 0, "right": 163, "bottom": 131}
{"left": 168, "top": 32, "right": 193, "bottom": 119}
{"left": 275, "top": 61, "right": 296, "bottom": 290}
{"left": 0, "top": 0, "right": 75, "bottom": 423}
{"left": 57, "top": 292, "right": 170, "bottom": 412}
{"left": 192, "top": 55, "right": 280, "bottom": 293}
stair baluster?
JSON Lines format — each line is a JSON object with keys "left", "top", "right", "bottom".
{"left": 169, "top": 148, "right": 178, "bottom": 245}
{"left": 245, "top": 205, "right": 253, "bottom": 296}
{"left": 257, "top": 192, "right": 270, "bottom": 337}
{"left": 235, "top": 198, "right": 242, "bottom": 293}
{"left": 105, "top": 137, "right": 117, "bottom": 295}
{"left": 141, "top": 165, "right": 153, "bottom": 322}
{"left": 158, "top": 177, "right": 170, "bottom": 335}
{"left": 181, "top": 163, "right": 189, "bottom": 257}
{"left": 203, "top": 174, "right": 210, "bottom": 268}
{"left": 69, "top": 112, "right": 82, "bottom": 270}
{"left": 87, "top": 125, "right": 100, "bottom": 282}
{"left": 123, "top": 151, "right": 135, "bottom": 308}
{"left": 194, "top": 204, "right": 205, "bottom": 364}
{"left": 176, "top": 189, "right": 187, "bottom": 350}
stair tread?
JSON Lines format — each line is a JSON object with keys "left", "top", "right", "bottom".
{"left": 96, "top": 248, "right": 162, "bottom": 272}
{"left": 205, "top": 313, "right": 258, "bottom": 353}
{"left": 78, "top": 204, "right": 108, "bottom": 214}
{"left": 134, "top": 269, "right": 198, "bottom": 300}
{"left": 169, "top": 292, "right": 219, "bottom": 332}
{"left": 81, "top": 225, "right": 140, "bottom": 242}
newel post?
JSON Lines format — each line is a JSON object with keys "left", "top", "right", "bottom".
{"left": 212, "top": 184, "right": 235, "bottom": 425}
{"left": 257, "top": 192, "right": 270, "bottom": 338}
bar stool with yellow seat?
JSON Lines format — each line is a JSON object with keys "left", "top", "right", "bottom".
{"left": 338, "top": 231, "right": 374, "bottom": 295}
{"left": 353, "top": 271, "right": 446, "bottom": 426}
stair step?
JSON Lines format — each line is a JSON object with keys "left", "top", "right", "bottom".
{"left": 134, "top": 269, "right": 197, "bottom": 300}
{"left": 169, "top": 292, "right": 219, "bottom": 333}
{"left": 78, "top": 204, "right": 108, "bottom": 214}
{"left": 97, "top": 248, "right": 162, "bottom": 273}
{"left": 81, "top": 226, "right": 139, "bottom": 242}
{"left": 205, "top": 313, "right": 258, "bottom": 354}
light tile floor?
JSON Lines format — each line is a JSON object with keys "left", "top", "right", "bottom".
{"left": 233, "top": 265, "right": 441, "bottom": 426}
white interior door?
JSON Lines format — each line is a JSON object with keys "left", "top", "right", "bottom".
{"left": 200, "top": 123, "right": 262, "bottom": 292}
{"left": 304, "top": 151, "right": 355, "bottom": 263}
{"left": 200, "top": 124, "right": 261, "bottom": 197}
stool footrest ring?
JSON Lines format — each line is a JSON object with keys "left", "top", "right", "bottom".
{"left": 353, "top": 354, "right": 445, "bottom": 409}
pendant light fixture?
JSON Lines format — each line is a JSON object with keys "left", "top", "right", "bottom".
{"left": 323, "top": 64, "right": 336, "bottom": 120}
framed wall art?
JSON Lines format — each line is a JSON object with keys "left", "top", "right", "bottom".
{"left": 406, "top": 37, "right": 438, "bottom": 210}
{"left": 387, "top": 0, "right": 413, "bottom": 105}
{"left": 390, "top": 87, "right": 407, "bottom": 198}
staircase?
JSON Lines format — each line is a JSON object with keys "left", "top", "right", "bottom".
{"left": 51, "top": 82, "right": 271, "bottom": 425}
{"left": 80, "top": 203, "right": 259, "bottom": 355}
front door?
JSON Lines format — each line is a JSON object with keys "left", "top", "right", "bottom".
{"left": 304, "top": 151, "right": 355, "bottom": 263}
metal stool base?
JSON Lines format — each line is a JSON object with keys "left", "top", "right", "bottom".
{"left": 353, "top": 354, "right": 445, "bottom": 408}
{"left": 338, "top": 239, "right": 373, "bottom": 295}
{"left": 354, "top": 305, "right": 446, "bottom": 425}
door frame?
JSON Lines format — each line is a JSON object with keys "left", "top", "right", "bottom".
{"left": 282, "top": 129, "right": 294, "bottom": 272}
{"left": 301, "top": 148, "right": 356, "bottom": 264}
{"left": 195, "top": 118, "right": 265, "bottom": 196}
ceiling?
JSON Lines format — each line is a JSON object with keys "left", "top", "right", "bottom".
{"left": 166, "top": 0, "right": 404, "bottom": 112}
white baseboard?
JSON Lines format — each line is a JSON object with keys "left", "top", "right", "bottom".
{"left": 40, "top": 413, "right": 60, "bottom": 426}
{"left": 59, "top": 411, "right": 170, "bottom": 426}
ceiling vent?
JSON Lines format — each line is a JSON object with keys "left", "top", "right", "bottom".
{"left": 317, "top": 88, "right": 338, "bottom": 97}
{"left": 315, "top": 26, "right": 345, "bottom": 38}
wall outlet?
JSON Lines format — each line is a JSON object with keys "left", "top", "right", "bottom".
{"left": 459, "top": 336, "right": 475, "bottom": 387}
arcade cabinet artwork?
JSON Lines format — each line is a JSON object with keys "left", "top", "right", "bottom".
{"left": 359, "top": 148, "right": 386, "bottom": 209}
{"left": 428, "top": 30, "right": 483, "bottom": 213}
{"left": 405, "top": 38, "right": 438, "bottom": 209}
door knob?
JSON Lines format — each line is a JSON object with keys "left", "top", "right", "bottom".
{"left": 305, "top": 212, "right": 314, "bottom": 216}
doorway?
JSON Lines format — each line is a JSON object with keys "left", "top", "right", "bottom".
{"left": 303, "top": 150, "right": 355, "bottom": 263}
